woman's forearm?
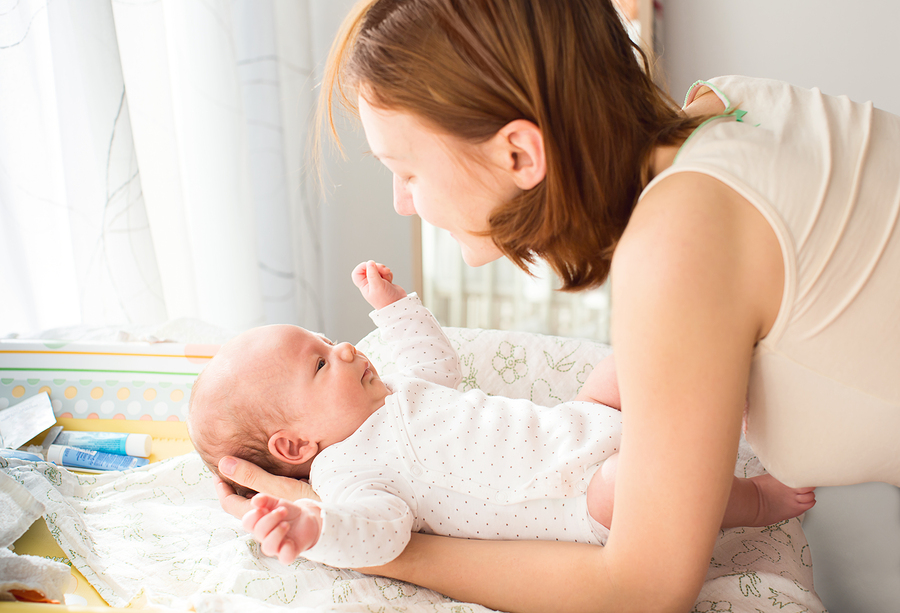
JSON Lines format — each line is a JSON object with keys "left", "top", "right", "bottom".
{"left": 357, "top": 533, "right": 697, "bottom": 613}
{"left": 359, "top": 534, "right": 607, "bottom": 612}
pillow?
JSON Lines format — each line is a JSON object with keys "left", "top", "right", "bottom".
{"left": 357, "top": 325, "right": 612, "bottom": 406}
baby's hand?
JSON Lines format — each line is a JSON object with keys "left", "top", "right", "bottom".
{"left": 352, "top": 260, "right": 408, "bottom": 310}
{"left": 242, "top": 493, "right": 322, "bottom": 564}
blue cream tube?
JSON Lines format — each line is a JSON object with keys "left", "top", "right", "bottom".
{"left": 50, "top": 431, "right": 152, "bottom": 457}
{"left": 47, "top": 444, "right": 149, "bottom": 471}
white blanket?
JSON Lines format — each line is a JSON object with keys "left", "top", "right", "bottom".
{"left": 1, "top": 451, "right": 824, "bottom": 612}
{"left": 0, "top": 326, "right": 827, "bottom": 611}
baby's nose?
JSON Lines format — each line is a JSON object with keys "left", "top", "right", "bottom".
{"left": 335, "top": 342, "right": 356, "bottom": 362}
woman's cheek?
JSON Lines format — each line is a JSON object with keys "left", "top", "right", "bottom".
{"left": 392, "top": 176, "right": 415, "bottom": 216}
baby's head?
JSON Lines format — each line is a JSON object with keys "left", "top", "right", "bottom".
{"left": 188, "top": 324, "right": 389, "bottom": 494}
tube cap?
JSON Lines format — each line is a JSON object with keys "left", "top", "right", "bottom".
{"left": 46, "top": 444, "right": 65, "bottom": 466}
{"left": 125, "top": 433, "right": 152, "bottom": 458}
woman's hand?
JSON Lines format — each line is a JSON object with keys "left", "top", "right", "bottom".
{"left": 215, "top": 456, "right": 320, "bottom": 520}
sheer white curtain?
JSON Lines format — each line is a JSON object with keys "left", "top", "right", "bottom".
{"left": 0, "top": 0, "right": 323, "bottom": 336}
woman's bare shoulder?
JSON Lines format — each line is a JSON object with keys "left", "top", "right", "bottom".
{"left": 617, "top": 172, "right": 747, "bottom": 271}
{"left": 613, "top": 171, "right": 783, "bottom": 343}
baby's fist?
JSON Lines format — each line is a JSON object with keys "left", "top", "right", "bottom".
{"left": 243, "top": 494, "right": 322, "bottom": 565}
{"left": 352, "top": 260, "right": 407, "bottom": 310}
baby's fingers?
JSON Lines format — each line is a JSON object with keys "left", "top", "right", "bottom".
{"left": 251, "top": 492, "right": 278, "bottom": 507}
{"left": 373, "top": 262, "right": 393, "bottom": 283}
{"left": 365, "top": 260, "right": 386, "bottom": 283}
{"left": 277, "top": 538, "right": 301, "bottom": 565}
{"left": 260, "top": 520, "right": 292, "bottom": 559}
{"left": 241, "top": 507, "right": 266, "bottom": 533}
{"left": 351, "top": 261, "right": 369, "bottom": 288}
{"left": 249, "top": 505, "right": 288, "bottom": 543}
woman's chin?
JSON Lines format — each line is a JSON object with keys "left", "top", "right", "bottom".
{"left": 457, "top": 242, "right": 503, "bottom": 267}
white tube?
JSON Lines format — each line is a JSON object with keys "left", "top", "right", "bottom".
{"left": 50, "top": 431, "right": 152, "bottom": 458}
{"left": 0, "top": 449, "right": 44, "bottom": 462}
{"left": 46, "top": 445, "right": 149, "bottom": 471}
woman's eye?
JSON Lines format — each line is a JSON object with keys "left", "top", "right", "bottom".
{"left": 317, "top": 358, "right": 326, "bottom": 371}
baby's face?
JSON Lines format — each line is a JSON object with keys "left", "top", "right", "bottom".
{"left": 250, "top": 325, "right": 390, "bottom": 448}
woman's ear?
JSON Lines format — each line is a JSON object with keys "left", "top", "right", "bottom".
{"left": 268, "top": 430, "right": 318, "bottom": 465}
{"left": 494, "top": 119, "right": 546, "bottom": 190}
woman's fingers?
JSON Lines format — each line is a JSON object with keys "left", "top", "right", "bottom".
{"left": 218, "top": 456, "right": 319, "bottom": 501}
{"left": 215, "top": 477, "right": 253, "bottom": 518}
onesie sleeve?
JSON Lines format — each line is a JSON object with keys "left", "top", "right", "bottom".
{"left": 300, "top": 466, "right": 416, "bottom": 568}
{"left": 369, "top": 293, "right": 461, "bottom": 388}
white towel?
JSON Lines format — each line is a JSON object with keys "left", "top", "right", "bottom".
{"left": 0, "top": 470, "right": 70, "bottom": 603}
{"left": 0, "top": 548, "right": 70, "bottom": 603}
{"left": 0, "top": 471, "right": 44, "bottom": 547}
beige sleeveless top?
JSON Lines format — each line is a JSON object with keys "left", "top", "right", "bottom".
{"left": 642, "top": 76, "right": 900, "bottom": 487}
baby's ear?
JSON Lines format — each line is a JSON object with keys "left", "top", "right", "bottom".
{"left": 268, "top": 430, "right": 318, "bottom": 465}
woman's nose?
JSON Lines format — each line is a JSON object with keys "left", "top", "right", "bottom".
{"left": 392, "top": 174, "right": 415, "bottom": 216}
{"left": 335, "top": 342, "right": 356, "bottom": 362}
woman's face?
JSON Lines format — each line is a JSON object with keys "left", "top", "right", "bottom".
{"left": 358, "top": 95, "right": 518, "bottom": 267}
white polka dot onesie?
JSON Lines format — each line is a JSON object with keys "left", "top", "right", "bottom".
{"left": 298, "top": 294, "right": 622, "bottom": 568}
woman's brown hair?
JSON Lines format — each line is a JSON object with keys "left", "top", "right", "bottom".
{"left": 319, "top": 0, "right": 708, "bottom": 290}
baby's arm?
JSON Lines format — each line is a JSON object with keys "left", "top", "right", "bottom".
{"left": 358, "top": 266, "right": 459, "bottom": 388}
{"left": 245, "top": 468, "right": 417, "bottom": 568}
{"left": 574, "top": 354, "right": 620, "bottom": 409}
{"left": 243, "top": 494, "right": 322, "bottom": 565}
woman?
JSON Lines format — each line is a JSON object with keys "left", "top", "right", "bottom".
{"left": 215, "top": 0, "right": 900, "bottom": 611}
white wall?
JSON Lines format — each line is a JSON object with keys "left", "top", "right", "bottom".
{"left": 662, "top": 0, "right": 900, "bottom": 114}
{"left": 309, "top": 1, "right": 414, "bottom": 343}
{"left": 661, "top": 3, "right": 900, "bottom": 611}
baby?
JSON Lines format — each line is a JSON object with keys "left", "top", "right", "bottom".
{"left": 188, "top": 261, "right": 815, "bottom": 568}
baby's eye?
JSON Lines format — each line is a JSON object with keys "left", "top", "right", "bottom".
{"left": 316, "top": 358, "right": 326, "bottom": 371}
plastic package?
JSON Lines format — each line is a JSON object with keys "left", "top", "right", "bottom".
{"left": 0, "top": 449, "right": 44, "bottom": 462}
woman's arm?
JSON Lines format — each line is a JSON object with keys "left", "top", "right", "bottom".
{"left": 594, "top": 172, "right": 774, "bottom": 609}
{"left": 218, "top": 174, "right": 779, "bottom": 612}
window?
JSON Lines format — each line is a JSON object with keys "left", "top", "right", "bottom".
{"left": 420, "top": 222, "right": 610, "bottom": 342}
